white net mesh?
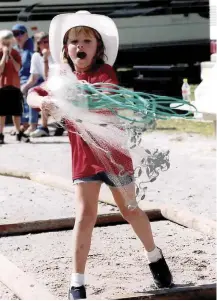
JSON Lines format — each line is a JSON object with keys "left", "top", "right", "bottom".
{"left": 44, "top": 64, "right": 170, "bottom": 209}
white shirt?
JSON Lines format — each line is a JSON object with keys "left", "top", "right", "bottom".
{"left": 30, "top": 52, "right": 53, "bottom": 79}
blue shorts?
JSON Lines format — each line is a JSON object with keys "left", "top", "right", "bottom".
{"left": 73, "top": 172, "right": 134, "bottom": 187}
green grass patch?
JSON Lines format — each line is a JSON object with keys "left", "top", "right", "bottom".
{"left": 190, "top": 84, "right": 198, "bottom": 101}
{"left": 156, "top": 84, "right": 216, "bottom": 136}
{"left": 156, "top": 119, "right": 215, "bottom": 136}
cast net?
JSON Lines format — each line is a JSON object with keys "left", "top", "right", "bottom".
{"left": 43, "top": 64, "right": 197, "bottom": 209}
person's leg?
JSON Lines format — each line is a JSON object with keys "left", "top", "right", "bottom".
{"left": 12, "top": 88, "right": 30, "bottom": 142}
{"left": 30, "top": 111, "right": 49, "bottom": 137}
{"left": 109, "top": 181, "right": 173, "bottom": 288}
{"left": 21, "top": 98, "right": 30, "bottom": 131}
{"left": 12, "top": 116, "right": 21, "bottom": 133}
{"left": 110, "top": 182, "right": 155, "bottom": 251}
{"left": 25, "top": 107, "right": 38, "bottom": 134}
{"left": 72, "top": 181, "right": 101, "bottom": 273}
{"left": 0, "top": 116, "right": 6, "bottom": 144}
{"left": 41, "top": 111, "right": 49, "bottom": 128}
{"left": 0, "top": 116, "right": 6, "bottom": 133}
{"left": 69, "top": 181, "right": 102, "bottom": 300}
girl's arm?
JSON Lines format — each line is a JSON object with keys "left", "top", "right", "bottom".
{"left": 42, "top": 49, "right": 50, "bottom": 80}
{"left": 0, "top": 49, "right": 8, "bottom": 74}
{"left": 21, "top": 74, "right": 40, "bottom": 95}
{"left": 44, "top": 60, "right": 49, "bottom": 80}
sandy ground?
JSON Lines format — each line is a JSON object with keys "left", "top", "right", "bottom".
{"left": 0, "top": 221, "right": 215, "bottom": 300}
{"left": 0, "top": 125, "right": 216, "bottom": 299}
{"left": 0, "top": 176, "right": 118, "bottom": 224}
{"left": 0, "top": 127, "right": 216, "bottom": 220}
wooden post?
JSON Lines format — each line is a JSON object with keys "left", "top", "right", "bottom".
{"left": 0, "top": 253, "right": 56, "bottom": 300}
{"left": 160, "top": 205, "right": 216, "bottom": 238}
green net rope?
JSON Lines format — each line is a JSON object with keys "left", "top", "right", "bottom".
{"left": 77, "top": 82, "right": 197, "bottom": 124}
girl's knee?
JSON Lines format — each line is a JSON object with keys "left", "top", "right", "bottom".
{"left": 120, "top": 205, "right": 144, "bottom": 222}
{"left": 75, "top": 206, "right": 97, "bottom": 228}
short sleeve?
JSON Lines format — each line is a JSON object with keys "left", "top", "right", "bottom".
{"left": 98, "top": 64, "right": 118, "bottom": 85}
{"left": 30, "top": 53, "right": 41, "bottom": 75}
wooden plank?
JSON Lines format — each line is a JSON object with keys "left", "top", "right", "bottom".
{"left": 0, "top": 253, "right": 56, "bottom": 300}
{"left": 0, "top": 210, "right": 162, "bottom": 236}
{"left": 115, "top": 283, "right": 216, "bottom": 300}
{"left": 160, "top": 205, "right": 216, "bottom": 238}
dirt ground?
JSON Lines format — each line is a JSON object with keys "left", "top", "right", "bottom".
{"left": 0, "top": 221, "right": 215, "bottom": 300}
{"left": 0, "top": 176, "right": 118, "bottom": 224}
{"left": 0, "top": 125, "right": 216, "bottom": 299}
{"left": 0, "top": 128, "right": 216, "bottom": 221}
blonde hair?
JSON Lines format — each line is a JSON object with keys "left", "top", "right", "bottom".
{"left": 34, "top": 31, "right": 49, "bottom": 53}
{"left": 0, "top": 30, "right": 13, "bottom": 41}
{"left": 61, "top": 26, "right": 106, "bottom": 71}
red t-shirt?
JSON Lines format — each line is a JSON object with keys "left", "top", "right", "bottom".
{"left": 0, "top": 49, "right": 21, "bottom": 88}
{"left": 33, "top": 64, "right": 133, "bottom": 179}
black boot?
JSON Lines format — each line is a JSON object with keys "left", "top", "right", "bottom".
{"left": 149, "top": 248, "right": 173, "bottom": 288}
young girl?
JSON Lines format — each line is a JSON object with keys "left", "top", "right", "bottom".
{"left": 0, "top": 29, "right": 29, "bottom": 144}
{"left": 27, "top": 11, "right": 173, "bottom": 300}
{"left": 21, "top": 32, "right": 53, "bottom": 136}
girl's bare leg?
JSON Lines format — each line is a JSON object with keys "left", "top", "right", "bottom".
{"left": 12, "top": 116, "right": 21, "bottom": 133}
{"left": 41, "top": 111, "right": 49, "bottom": 128}
{"left": 72, "top": 182, "right": 102, "bottom": 273}
{"left": 110, "top": 183, "right": 155, "bottom": 252}
{"left": 0, "top": 116, "right": 6, "bottom": 133}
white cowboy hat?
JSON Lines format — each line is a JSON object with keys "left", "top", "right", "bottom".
{"left": 49, "top": 10, "right": 119, "bottom": 66}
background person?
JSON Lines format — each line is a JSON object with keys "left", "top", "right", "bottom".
{"left": 0, "top": 29, "right": 29, "bottom": 144}
{"left": 21, "top": 32, "right": 53, "bottom": 136}
{"left": 12, "top": 24, "right": 34, "bottom": 131}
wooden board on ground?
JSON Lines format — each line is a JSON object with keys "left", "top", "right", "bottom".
{"left": 0, "top": 253, "right": 56, "bottom": 300}
{"left": 115, "top": 283, "right": 216, "bottom": 300}
{"left": 0, "top": 210, "right": 162, "bottom": 236}
{"left": 0, "top": 222, "right": 215, "bottom": 300}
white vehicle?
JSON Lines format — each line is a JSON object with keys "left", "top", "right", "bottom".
{"left": 210, "top": 0, "right": 217, "bottom": 56}
{"left": 0, "top": 0, "right": 209, "bottom": 60}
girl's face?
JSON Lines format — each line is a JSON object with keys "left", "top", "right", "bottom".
{"left": 38, "top": 37, "right": 49, "bottom": 51}
{"left": 66, "top": 28, "right": 98, "bottom": 72}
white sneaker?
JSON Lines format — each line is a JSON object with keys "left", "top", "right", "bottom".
{"left": 30, "top": 128, "right": 49, "bottom": 137}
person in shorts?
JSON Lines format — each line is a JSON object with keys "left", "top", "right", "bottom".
{"left": 27, "top": 11, "right": 173, "bottom": 299}
{"left": 0, "top": 29, "right": 29, "bottom": 144}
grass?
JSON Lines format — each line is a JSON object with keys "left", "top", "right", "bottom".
{"left": 156, "top": 119, "right": 215, "bottom": 136}
{"left": 156, "top": 83, "right": 216, "bottom": 137}
{"left": 190, "top": 84, "right": 198, "bottom": 101}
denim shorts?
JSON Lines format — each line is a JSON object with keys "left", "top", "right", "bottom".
{"left": 73, "top": 172, "right": 134, "bottom": 187}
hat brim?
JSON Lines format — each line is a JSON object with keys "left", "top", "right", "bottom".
{"left": 49, "top": 12, "right": 119, "bottom": 66}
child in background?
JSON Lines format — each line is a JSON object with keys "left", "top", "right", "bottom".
{"left": 0, "top": 29, "right": 29, "bottom": 144}
{"left": 21, "top": 32, "right": 53, "bottom": 136}
{"left": 27, "top": 11, "right": 173, "bottom": 300}
{"left": 12, "top": 24, "right": 34, "bottom": 132}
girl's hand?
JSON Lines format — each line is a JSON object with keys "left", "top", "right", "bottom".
{"left": 2, "top": 46, "right": 9, "bottom": 55}
{"left": 42, "top": 49, "right": 50, "bottom": 60}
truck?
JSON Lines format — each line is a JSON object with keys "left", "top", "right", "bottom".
{"left": 0, "top": 0, "right": 210, "bottom": 94}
